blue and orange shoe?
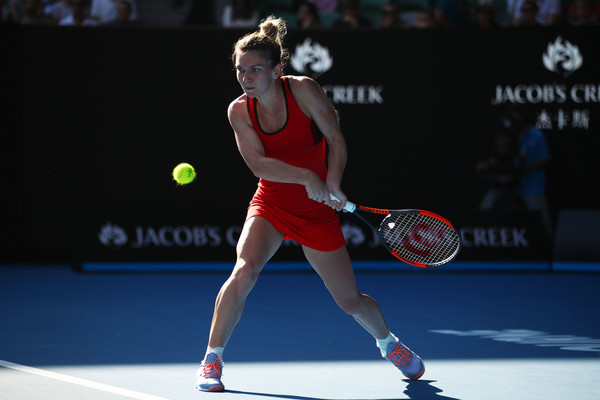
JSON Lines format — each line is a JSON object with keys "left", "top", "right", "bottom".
{"left": 196, "top": 353, "right": 225, "bottom": 392}
{"left": 385, "top": 341, "right": 425, "bottom": 380}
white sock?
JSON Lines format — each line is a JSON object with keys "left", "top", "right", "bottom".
{"left": 205, "top": 346, "right": 224, "bottom": 358}
{"left": 376, "top": 332, "right": 399, "bottom": 356}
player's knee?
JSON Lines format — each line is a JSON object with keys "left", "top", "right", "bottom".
{"left": 230, "top": 259, "right": 262, "bottom": 295}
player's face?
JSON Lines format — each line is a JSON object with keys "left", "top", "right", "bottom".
{"left": 235, "top": 51, "right": 278, "bottom": 98}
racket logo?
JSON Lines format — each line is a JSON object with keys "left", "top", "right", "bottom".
{"left": 402, "top": 224, "right": 447, "bottom": 258}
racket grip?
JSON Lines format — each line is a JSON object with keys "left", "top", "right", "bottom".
{"left": 329, "top": 194, "right": 356, "bottom": 213}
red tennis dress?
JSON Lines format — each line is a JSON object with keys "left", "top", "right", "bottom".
{"left": 245, "top": 77, "right": 346, "bottom": 251}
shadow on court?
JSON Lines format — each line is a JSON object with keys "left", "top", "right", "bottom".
{"left": 228, "top": 380, "right": 461, "bottom": 400}
{"left": 403, "top": 380, "right": 461, "bottom": 400}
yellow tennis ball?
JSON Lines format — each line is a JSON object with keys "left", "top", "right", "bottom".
{"left": 172, "top": 163, "right": 196, "bottom": 185}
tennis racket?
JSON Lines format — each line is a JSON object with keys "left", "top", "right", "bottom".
{"left": 330, "top": 195, "right": 461, "bottom": 268}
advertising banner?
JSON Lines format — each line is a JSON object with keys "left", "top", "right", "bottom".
{"left": 5, "top": 25, "right": 599, "bottom": 269}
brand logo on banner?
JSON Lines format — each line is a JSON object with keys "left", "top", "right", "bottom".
{"left": 491, "top": 35, "right": 597, "bottom": 131}
{"left": 290, "top": 38, "right": 333, "bottom": 78}
{"left": 97, "top": 222, "right": 241, "bottom": 250}
{"left": 290, "top": 37, "right": 384, "bottom": 105}
{"left": 542, "top": 36, "right": 583, "bottom": 78}
{"left": 98, "top": 222, "right": 128, "bottom": 249}
{"left": 342, "top": 222, "right": 382, "bottom": 248}
{"left": 459, "top": 226, "right": 528, "bottom": 248}
{"left": 96, "top": 220, "right": 387, "bottom": 253}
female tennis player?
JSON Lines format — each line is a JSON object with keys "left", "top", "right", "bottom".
{"left": 196, "top": 16, "right": 425, "bottom": 392}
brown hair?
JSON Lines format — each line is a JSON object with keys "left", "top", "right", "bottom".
{"left": 232, "top": 16, "right": 290, "bottom": 70}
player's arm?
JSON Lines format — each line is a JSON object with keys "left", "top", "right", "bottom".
{"left": 290, "top": 76, "right": 348, "bottom": 210}
{"left": 227, "top": 96, "right": 325, "bottom": 199}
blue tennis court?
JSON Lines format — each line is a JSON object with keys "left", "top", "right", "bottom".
{"left": 4, "top": 16, "right": 600, "bottom": 400}
{"left": 1, "top": 264, "right": 599, "bottom": 399}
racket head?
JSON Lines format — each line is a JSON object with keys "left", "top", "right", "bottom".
{"left": 377, "top": 209, "right": 461, "bottom": 268}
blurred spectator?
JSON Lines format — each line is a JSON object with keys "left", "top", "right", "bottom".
{"left": 511, "top": 105, "right": 552, "bottom": 235}
{"left": 434, "top": 0, "right": 472, "bottom": 27}
{"left": 308, "top": 0, "right": 338, "bottom": 14}
{"left": 59, "top": 0, "right": 98, "bottom": 25}
{"left": 473, "top": 0, "right": 500, "bottom": 27}
{"left": 412, "top": 7, "right": 438, "bottom": 28}
{"left": 183, "top": 0, "right": 216, "bottom": 26}
{"left": 477, "top": 106, "right": 552, "bottom": 237}
{"left": 20, "top": 0, "right": 52, "bottom": 23}
{"left": 90, "top": 0, "right": 136, "bottom": 24}
{"left": 512, "top": 0, "right": 541, "bottom": 25}
{"left": 331, "top": 0, "right": 372, "bottom": 28}
{"left": 105, "top": 0, "right": 134, "bottom": 25}
{"left": 507, "top": 0, "right": 560, "bottom": 26}
{"left": 567, "top": 0, "right": 599, "bottom": 25}
{"left": 296, "top": 1, "right": 322, "bottom": 28}
{"left": 7, "top": 0, "right": 26, "bottom": 22}
{"left": 48, "top": 0, "right": 73, "bottom": 24}
{"left": 221, "top": 0, "right": 258, "bottom": 28}
{"left": 476, "top": 122, "right": 521, "bottom": 214}
{"left": 379, "top": 1, "right": 403, "bottom": 28}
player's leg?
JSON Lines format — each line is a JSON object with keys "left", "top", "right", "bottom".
{"left": 302, "top": 245, "right": 425, "bottom": 380}
{"left": 303, "top": 245, "right": 389, "bottom": 338}
{"left": 208, "top": 216, "right": 284, "bottom": 348}
{"left": 197, "top": 216, "right": 284, "bottom": 392}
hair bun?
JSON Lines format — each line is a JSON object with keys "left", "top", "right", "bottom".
{"left": 259, "top": 16, "right": 287, "bottom": 44}
{"left": 232, "top": 15, "right": 289, "bottom": 71}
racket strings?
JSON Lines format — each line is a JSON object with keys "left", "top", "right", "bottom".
{"left": 381, "top": 213, "right": 460, "bottom": 267}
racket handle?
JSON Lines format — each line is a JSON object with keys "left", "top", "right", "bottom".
{"left": 329, "top": 194, "right": 356, "bottom": 213}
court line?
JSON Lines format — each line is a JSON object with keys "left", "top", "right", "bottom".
{"left": 0, "top": 359, "right": 169, "bottom": 400}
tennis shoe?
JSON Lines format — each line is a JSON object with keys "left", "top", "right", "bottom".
{"left": 385, "top": 341, "right": 425, "bottom": 380}
{"left": 196, "top": 353, "right": 225, "bottom": 392}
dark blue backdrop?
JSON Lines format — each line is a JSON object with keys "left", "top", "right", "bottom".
{"left": 2, "top": 24, "right": 599, "bottom": 266}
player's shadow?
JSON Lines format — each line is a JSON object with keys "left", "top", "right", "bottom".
{"left": 226, "top": 380, "right": 461, "bottom": 400}
{"left": 403, "top": 379, "right": 461, "bottom": 399}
